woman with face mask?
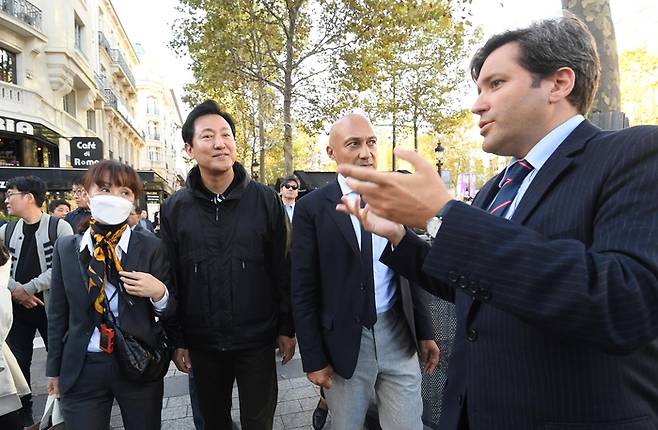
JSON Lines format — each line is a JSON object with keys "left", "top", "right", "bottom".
{"left": 45, "top": 160, "right": 173, "bottom": 430}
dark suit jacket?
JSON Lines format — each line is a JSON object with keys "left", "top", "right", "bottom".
{"left": 382, "top": 120, "right": 658, "bottom": 429}
{"left": 291, "top": 180, "right": 433, "bottom": 379}
{"left": 46, "top": 229, "right": 174, "bottom": 393}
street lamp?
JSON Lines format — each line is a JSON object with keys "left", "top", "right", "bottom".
{"left": 435, "top": 140, "right": 445, "bottom": 175}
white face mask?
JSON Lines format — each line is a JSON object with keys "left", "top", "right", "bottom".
{"left": 89, "top": 194, "right": 133, "bottom": 225}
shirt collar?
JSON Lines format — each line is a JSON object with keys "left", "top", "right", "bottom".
{"left": 516, "top": 114, "right": 585, "bottom": 171}
{"left": 337, "top": 174, "right": 355, "bottom": 196}
{"left": 80, "top": 226, "right": 132, "bottom": 256}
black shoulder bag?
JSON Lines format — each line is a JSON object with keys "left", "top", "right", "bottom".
{"left": 102, "top": 290, "right": 172, "bottom": 382}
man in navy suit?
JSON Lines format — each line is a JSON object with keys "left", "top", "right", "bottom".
{"left": 291, "top": 113, "right": 439, "bottom": 429}
{"left": 338, "top": 15, "right": 658, "bottom": 430}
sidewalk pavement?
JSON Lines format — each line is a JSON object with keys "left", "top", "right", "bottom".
{"left": 29, "top": 339, "right": 331, "bottom": 429}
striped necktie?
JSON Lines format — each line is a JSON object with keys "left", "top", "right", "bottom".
{"left": 488, "top": 159, "right": 534, "bottom": 217}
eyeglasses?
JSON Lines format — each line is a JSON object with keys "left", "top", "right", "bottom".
{"left": 5, "top": 191, "right": 27, "bottom": 199}
{"left": 283, "top": 184, "right": 298, "bottom": 190}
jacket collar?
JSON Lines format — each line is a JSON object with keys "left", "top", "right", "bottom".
{"left": 325, "top": 180, "right": 361, "bottom": 256}
{"left": 186, "top": 162, "right": 250, "bottom": 202}
{"left": 510, "top": 119, "right": 599, "bottom": 224}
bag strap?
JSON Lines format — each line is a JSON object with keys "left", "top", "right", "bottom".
{"left": 47, "top": 216, "right": 60, "bottom": 244}
{"left": 4, "top": 220, "right": 17, "bottom": 246}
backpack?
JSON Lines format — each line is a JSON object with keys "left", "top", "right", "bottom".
{"left": 3, "top": 216, "right": 60, "bottom": 246}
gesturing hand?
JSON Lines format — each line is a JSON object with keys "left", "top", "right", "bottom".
{"left": 336, "top": 195, "right": 406, "bottom": 246}
{"left": 337, "top": 148, "right": 453, "bottom": 229}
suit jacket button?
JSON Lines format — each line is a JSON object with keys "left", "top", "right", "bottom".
{"left": 458, "top": 275, "right": 467, "bottom": 288}
{"left": 467, "top": 327, "right": 478, "bottom": 342}
{"left": 448, "top": 271, "right": 459, "bottom": 283}
{"left": 360, "top": 283, "right": 365, "bottom": 291}
{"left": 468, "top": 280, "right": 478, "bottom": 294}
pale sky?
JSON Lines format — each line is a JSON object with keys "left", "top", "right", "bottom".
{"left": 112, "top": 0, "right": 657, "bottom": 118}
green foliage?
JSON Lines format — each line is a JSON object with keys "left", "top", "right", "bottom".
{"left": 172, "top": 0, "right": 477, "bottom": 177}
{"left": 619, "top": 48, "right": 658, "bottom": 125}
{"left": 333, "top": 0, "right": 477, "bottom": 158}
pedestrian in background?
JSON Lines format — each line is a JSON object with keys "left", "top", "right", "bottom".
{"left": 0, "top": 176, "right": 73, "bottom": 426}
{"left": 64, "top": 174, "right": 91, "bottom": 233}
{"left": 48, "top": 199, "right": 71, "bottom": 219}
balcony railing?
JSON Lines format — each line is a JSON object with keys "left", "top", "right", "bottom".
{"left": 97, "top": 31, "right": 137, "bottom": 90}
{"left": 98, "top": 31, "right": 112, "bottom": 55}
{"left": 109, "top": 48, "right": 136, "bottom": 89}
{"left": 93, "top": 72, "right": 107, "bottom": 91}
{"left": 103, "top": 87, "right": 144, "bottom": 140}
{"left": 0, "top": 81, "right": 23, "bottom": 104}
{"left": 0, "top": 0, "right": 42, "bottom": 31}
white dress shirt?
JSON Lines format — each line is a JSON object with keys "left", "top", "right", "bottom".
{"left": 502, "top": 115, "right": 585, "bottom": 219}
{"left": 80, "top": 227, "right": 169, "bottom": 352}
{"left": 337, "top": 174, "right": 397, "bottom": 314}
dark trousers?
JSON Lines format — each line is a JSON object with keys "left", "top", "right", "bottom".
{"left": 190, "top": 344, "right": 277, "bottom": 430}
{"left": 60, "top": 352, "right": 163, "bottom": 430}
{"left": 6, "top": 303, "right": 48, "bottom": 412}
{"left": 0, "top": 410, "right": 23, "bottom": 430}
{"left": 189, "top": 370, "right": 205, "bottom": 430}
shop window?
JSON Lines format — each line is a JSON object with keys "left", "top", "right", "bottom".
{"left": 63, "top": 90, "right": 77, "bottom": 116}
{"left": 0, "top": 47, "right": 17, "bottom": 84}
{"left": 0, "top": 136, "right": 19, "bottom": 166}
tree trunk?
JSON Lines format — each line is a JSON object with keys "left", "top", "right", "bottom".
{"left": 413, "top": 115, "right": 419, "bottom": 153}
{"left": 257, "top": 84, "right": 267, "bottom": 182}
{"left": 391, "top": 77, "right": 397, "bottom": 171}
{"left": 562, "top": 0, "right": 621, "bottom": 112}
{"left": 282, "top": 2, "right": 299, "bottom": 175}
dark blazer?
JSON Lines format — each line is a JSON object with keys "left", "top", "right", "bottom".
{"left": 291, "top": 180, "right": 433, "bottom": 379}
{"left": 382, "top": 120, "right": 658, "bottom": 429}
{"left": 46, "top": 229, "right": 174, "bottom": 393}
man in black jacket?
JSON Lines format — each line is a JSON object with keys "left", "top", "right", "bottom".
{"left": 160, "top": 100, "right": 295, "bottom": 430}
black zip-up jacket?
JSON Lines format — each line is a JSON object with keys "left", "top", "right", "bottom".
{"left": 160, "top": 163, "right": 293, "bottom": 350}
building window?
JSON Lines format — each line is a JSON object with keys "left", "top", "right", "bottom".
{"left": 86, "top": 110, "right": 96, "bottom": 131}
{"left": 146, "top": 96, "right": 159, "bottom": 115}
{"left": 0, "top": 47, "right": 17, "bottom": 84}
{"left": 63, "top": 90, "right": 77, "bottom": 116}
{"left": 74, "top": 16, "right": 85, "bottom": 53}
{"left": 147, "top": 121, "right": 160, "bottom": 140}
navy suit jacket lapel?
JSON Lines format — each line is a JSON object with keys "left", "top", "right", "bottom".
{"left": 325, "top": 181, "right": 360, "bottom": 257}
{"left": 473, "top": 170, "right": 505, "bottom": 211}
{"left": 511, "top": 120, "right": 599, "bottom": 224}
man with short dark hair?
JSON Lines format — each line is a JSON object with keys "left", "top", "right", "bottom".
{"left": 338, "top": 15, "right": 658, "bottom": 430}
{"left": 279, "top": 175, "right": 300, "bottom": 222}
{"left": 0, "top": 176, "right": 73, "bottom": 426}
{"left": 64, "top": 173, "right": 91, "bottom": 233}
{"left": 48, "top": 199, "right": 71, "bottom": 219}
{"left": 161, "top": 99, "right": 295, "bottom": 429}
{"left": 139, "top": 208, "right": 155, "bottom": 232}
